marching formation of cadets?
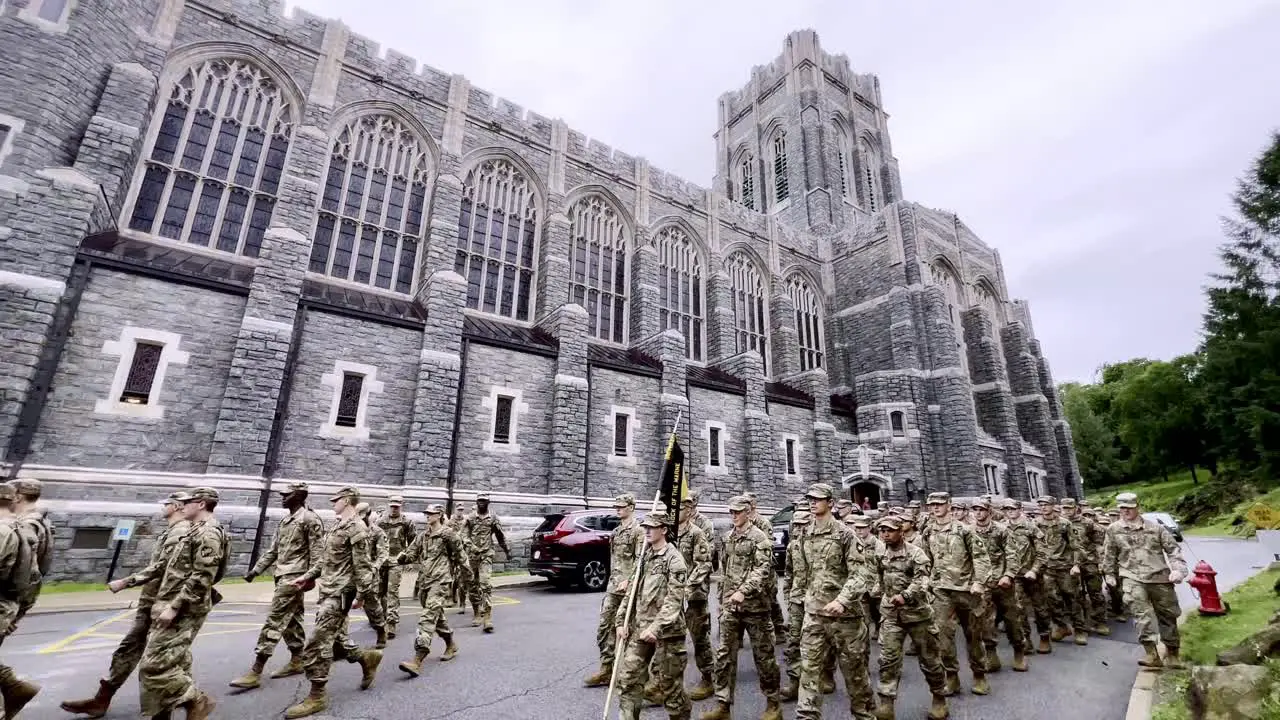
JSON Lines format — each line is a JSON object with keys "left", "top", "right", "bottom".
{"left": 590, "top": 486, "right": 1189, "bottom": 720}
{"left": 41, "top": 482, "right": 508, "bottom": 720}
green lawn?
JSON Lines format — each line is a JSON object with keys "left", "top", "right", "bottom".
{"left": 1086, "top": 470, "right": 1206, "bottom": 513}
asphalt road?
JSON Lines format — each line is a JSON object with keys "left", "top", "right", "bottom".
{"left": 1175, "top": 535, "right": 1273, "bottom": 610}
{"left": 6, "top": 584, "right": 1146, "bottom": 720}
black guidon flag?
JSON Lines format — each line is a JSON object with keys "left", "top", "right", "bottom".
{"left": 658, "top": 433, "right": 687, "bottom": 542}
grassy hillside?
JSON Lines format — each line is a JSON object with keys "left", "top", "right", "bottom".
{"left": 1085, "top": 470, "right": 1203, "bottom": 513}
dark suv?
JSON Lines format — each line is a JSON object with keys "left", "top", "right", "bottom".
{"left": 529, "top": 509, "right": 619, "bottom": 591}
{"left": 770, "top": 504, "right": 797, "bottom": 574}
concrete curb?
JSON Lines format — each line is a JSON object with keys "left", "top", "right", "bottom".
{"left": 30, "top": 576, "right": 549, "bottom": 616}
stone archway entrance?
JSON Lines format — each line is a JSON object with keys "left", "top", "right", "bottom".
{"left": 851, "top": 482, "right": 881, "bottom": 509}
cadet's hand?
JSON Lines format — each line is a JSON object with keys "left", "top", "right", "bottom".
{"left": 244, "top": 573, "right": 256, "bottom": 583}
{"left": 1169, "top": 570, "right": 1185, "bottom": 584}
{"left": 1104, "top": 575, "right": 1117, "bottom": 587}
{"left": 1024, "top": 571, "right": 1038, "bottom": 582}
{"left": 639, "top": 628, "right": 657, "bottom": 644}
{"left": 290, "top": 577, "right": 309, "bottom": 590}
{"left": 617, "top": 579, "right": 629, "bottom": 593}
{"left": 998, "top": 576, "right": 1012, "bottom": 589}
{"left": 729, "top": 591, "right": 746, "bottom": 606}
{"left": 107, "top": 579, "right": 129, "bottom": 594}
{"left": 616, "top": 626, "right": 629, "bottom": 643}
{"left": 155, "top": 605, "right": 177, "bottom": 628}
{"left": 1070, "top": 565, "right": 1081, "bottom": 576}
{"left": 890, "top": 594, "right": 906, "bottom": 607}
{"left": 969, "top": 582, "right": 985, "bottom": 595}
{"left": 822, "top": 600, "right": 846, "bottom": 615}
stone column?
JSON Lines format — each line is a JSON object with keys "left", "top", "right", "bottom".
{"left": 922, "top": 285, "right": 982, "bottom": 496}
{"left": 537, "top": 304, "right": 589, "bottom": 497}
{"left": 798, "top": 101, "right": 832, "bottom": 231}
{"left": 635, "top": 329, "right": 691, "bottom": 468}
{"left": 1001, "top": 322, "right": 1065, "bottom": 497}
{"left": 420, "top": 152, "right": 462, "bottom": 276}
{"left": 770, "top": 290, "right": 800, "bottom": 379}
{"left": 706, "top": 265, "right": 736, "bottom": 362}
{"left": 404, "top": 270, "right": 467, "bottom": 486}
{"left": 536, "top": 193, "right": 571, "bottom": 324}
{"left": 962, "top": 306, "right": 1027, "bottom": 498}
{"left": 629, "top": 229, "right": 660, "bottom": 343}
{"left": 206, "top": 119, "right": 329, "bottom": 475}
{"left": 785, "top": 369, "right": 836, "bottom": 485}
{"left": 1033, "top": 342, "right": 1082, "bottom": 498}
{"left": 713, "top": 352, "right": 771, "bottom": 495}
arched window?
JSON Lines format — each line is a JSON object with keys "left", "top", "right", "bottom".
{"left": 308, "top": 114, "right": 431, "bottom": 294}
{"left": 859, "top": 136, "right": 881, "bottom": 212}
{"left": 726, "top": 252, "right": 769, "bottom": 372}
{"left": 736, "top": 154, "right": 756, "bottom": 211}
{"left": 930, "top": 260, "right": 968, "bottom": 374}
{"left": 771, "top": 133, "right": 789, "bottom": 205}
{"left": 652, "top": 225, "right": 706, "bottom": 361}
{"left": 832, "top": 122, "right": 851, "bottom": 198}
{"left": 975, "top": 280, "right": 1005, "bottom": 359}
{"left": 127, "top": 57, "right": 295, "bottom": 257}
{"left": 454, "top": 158, "right": 539, "bottom": 320}
{"left": 568, "top": 194, "right": 628, "bottom": 342}
{"left": 786, "top": 274, "right": 824, "bottom": 371}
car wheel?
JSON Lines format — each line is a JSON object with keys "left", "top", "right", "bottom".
{"left": 580, "top": 559, "right": 609, "bottom": 592}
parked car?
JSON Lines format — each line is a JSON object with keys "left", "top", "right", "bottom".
{"left": 529, "top": 509, "right": 619, "bottom": 591}
{"left": 1143, "top": 511, "right": 1184, "bottom": 542}
{"left": 770, "top": 504, "right": 797, "bottom": 574}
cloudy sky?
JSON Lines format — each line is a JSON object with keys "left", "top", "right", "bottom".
{"left": 290, "top": 0, "right": 1280, "bottom": 383}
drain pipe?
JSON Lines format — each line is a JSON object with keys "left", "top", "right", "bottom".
{"left": 581, "top": 363, "right": 593, "bottom": 506}
{"left": 445, "top": 337, "right": 470, "bottom": 515}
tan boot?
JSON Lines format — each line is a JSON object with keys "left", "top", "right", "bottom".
{"left": 760, "top": 699, "right": 783, "bottom": 720}
{"left": 986, "top": 650, "right": 1002, "bottom": 673}
{"left": 1011, "top": 650, "right": 1029, "bottom": 672}
{"left": 229, "top": 654, "right": 269, "bottom": 689}
{"left": 1138, "top": 642, "right": 1163, "bottom": 669}
{"left": 1164, "top": 647, "right": 1185, "bottom": 670}
{"left": 398, "top": 651, "right": 429, "bottom": 678}
{"left": 284, "top": 681, "right": 328, "bottom": 719}
{"left": 184, "top": 691, "right": 216, "bottom": 720}
{"left": 584, "top": 666, "right": 611, "bottom": 687}
{"left": 820, "top": 668, "right": 836, "bottom": 694}
{"left": 873, "top": 693, "right": 896, "bottom": 720}
{"left": 374, "top": 626, "right": 388, "bottom": 649}
{"left": 269, "top": 656, "right": 305, "bottom": 679}
{"left": 0, "top": 675, "right": 40, "bottom": 720}
{"left": 1073, "top": 631, "right": 1089, "bottom": 646}
{"left": 698, "top": 701, "right": 731, "bottom": 720}
{"left": 387, "top": 624, "right": 398, "bottom": 640}
{"left": 1050, "top": 626, "right": 1069, "bottom": 642}
{"left": 779, "top": 678, "right": 798, "bottom": 702}
{"left": 1037, "top": 635, "right": 1052, "bottom": 654}
{"left": 358, "top": 649, "right": 382, "bottom": 690}
{"left": 689, "top": 674, "right": 714, "bottom": 701}
{"left": 471, "top": 604, "right": 482, "bottom": 626}
{"left": 971, "top": 673, "right": 990, "bottom": 696}
{"left": 441, "top": 640, "right": 459, "bottom": 662}
{"left": 942, "top": 672, "right": 960, "bottom": 697}
{"left": 59, "top": 680, "right": 116, "bottom": 718}
{"left": 928, "top": 693, "right": 950, "bottom": 719}
{"left": 1093, "top": 624, "right": 1112, "bottom": 637}
{"left": 482, "top": 610, "right": 494, "bottom": 633}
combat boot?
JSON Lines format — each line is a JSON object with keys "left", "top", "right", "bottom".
{"left": 1164, "top": 647, "right": 1184, "bottom": 669}
{"left": 644, "top": 682, "right": 663, "bottom": 707}
{"left": 760, "top": 698, "right": 782, "bottom": 720}
{"left": 374, "top": 625, "right": 388, "bottom": 649}
{"left": 441, "top": 636, "right": 459, "bottom": 661}
{"left": 1050, "top": 626, "right": 1070, "bottom": 642}
{"left": 183, "top": 691, "right": 216, "bottom": 720}
{"left": 388, "top": 624, "right": 398, "bottom": 640}
{"left": 986, "top": 650, "right": 1002, "bottom": 673}
{"left": 284, "top": 681, "right": 328, "bottom": 719}
{"left": 0, "top": 671, "right": 40, "bottom": 719}
{"left": 1011, "top": 650, "right": 1029, "bottom": 672}
{"left": 697, "top": 701, "right": 731, "bottom": 720}
{"left": 1093, "top": 623, "right": 1112, "bottom": 637}
{"left": 398, "top": 650, "right": 429, "bottom": 678}
{"left": 1073, "top": 630, "right": 1089, "bottom": 645}
{"left": 942, "top": 672, "right": 960, "bottom": 696}
{"left": 482, "top": 609, "right": 494, "bottom": 633}
{"left": 1037, "top": 634, "right": 1052, "bottom": 654}
{"left": 970, "top": 673, "right": 990, "bottom": 696}
{"left": 358, "top": 649, "right": 382, "bottom": 690}
{"left": 229, "top": 653, "right": 270, "bottom": 689}
{"left": 873, "top": 694, "right": 896, "bottom": 720}
{"left": 471, "top": 604, "right": 482, "bottom": 626}
{"left": 269, "top": 655, "right": 305, "bottom": 679}
{"left": 584, "top": 666, "right": 611, "bottom": 687}
{"left": 1138, "top": 642, "right": 1163, "bottom": 669}
{"left": 688, "top": 674, "right": 714, "bottom": 701}
{"left": 778, "top": 678, "right": 798, "bottom": 702}
{"left": 820, "top": 666, "right": 836, "bottom": 694}
{"left": 928, "top": 694, "right": 950, "bottom": 719}
{"left": 59, "top": 679, "right": 117, "bottom": 718}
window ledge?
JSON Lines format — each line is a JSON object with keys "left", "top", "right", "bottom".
{"left": 705, "top": 464, "right": 728, "bottom": 477}
{"left": 319, "top": 424, "right": 370, "bottom": 443}
{"left": 484, "top": 440, "right": 521, "bottom": 454}
{"left": 607, "top": 453, "right": 637, "bottom": 467}
{"left": 93, "top": 400, "right": 165, "bottom": 419}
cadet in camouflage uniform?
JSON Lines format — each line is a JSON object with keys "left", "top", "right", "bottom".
{"left": 449, "top": 506, "right": 472, "bottom": 613}
{"left": 586, "top": 494, "right": 644, "bottom": 687}
{"left": 396, "top": 504, "right": 468, "bottom": 676}
{"left": 462, "top": 493, "right": 509, "bottom": 632}
{"left": 847, "top": 514, "right": 883, "bottom": 673}
{"left": 744, "top": 492, "right": 787, "bottom": 642}
{"left": 918, "top": 491, "right": 993, "bottom": 697}
{"left": 872, "top": 515, "right": 948, "bottom": 720}
{"left": 674, "top": 496, "right": 714, "bottom": 700}
{"left": 791, "top": 483, "right": 874, "bottom": 720}
{"left": 11, "top": 480, "right": 51, "bottom": 626}
{"left": 62, "top": 492, "right": 190, "bottom": 717}
{"left": 781, "top": 510, "right": 811, "bottom": 701}
{"left": 377, "top": 495, "right": 416, "bottom": 638}
{"left": 1035, "top": 496, "right": 1087, "bottom": 645}
{"left": 230, "top": 482, "right": 324, "bottom": 690}
{"left": 686, "top": 489, "right": 717, "bottom": 573}
{"left": 1102, "top": 492, "right": 1188, "bottom": 668}
{"left": 1096, "top": 514, "right": 1127, "bottom": 620}
{"left": 0, "top": 483, "right": 40, "bottom": 719}
{"left": 1067, "top": 502, "right": 1111, "bottom": 636}
{"left": 354, "top": 502, "right": 390, "bottom": 646}
{"left": 615, "top": 511, "right": 691, "bottom": 720}
{"left": 110, "top": 487, "right": 227, "bottom": 720}
{"left": 971, "top": 497, "right": 1032, "bottom": 673}
{"left": 285, "top": 486, "right": 384, "bottom": 719}
{"left": 700, "top": 496, "right": 780, "bottom": 720}
{"left": 997, "top": 497, "right": 1043, "bottom": 667}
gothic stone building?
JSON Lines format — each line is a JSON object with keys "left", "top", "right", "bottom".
{"left": 0, "top": 0, "right": 1080, "bottom": 579}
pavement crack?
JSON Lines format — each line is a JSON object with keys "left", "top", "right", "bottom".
{"left": 426, "top": 661, "right": 596, "bottom": 719}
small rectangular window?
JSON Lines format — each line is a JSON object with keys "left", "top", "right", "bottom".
{"left": 120, "top": 342, "right": 163, "bottom": 404}
{"left": 0, "top": 125, "right": 10, "bottom": 155}
{"left": 335, "top": 372, "right": 363, "bottom": 427}
{"left": 493, "top": 395, "right": 514, "bottom": 443}
{"left": 71, "top": 527, "right": 112, "bottom": 550}
{"left": 613, "top": 413, "right": 629, "bottom": 456}
{"left": 37, "top": 0, "right": 67, "bottom": 22}
{"left": 709, "top": 427, "right": 722, "bottom": 467}
{"left": 785, "top": 439, "right": 797, "bottom": 475}
{"left": 890, "top": 411, "right": 906, "bottom": 437}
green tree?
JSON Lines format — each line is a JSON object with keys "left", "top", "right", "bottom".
{"left": 1110, "top": 356, "right": 1212, "bottom": 483}
{"left": 1060, "top": 382, "right": 1126, "bottom": 489}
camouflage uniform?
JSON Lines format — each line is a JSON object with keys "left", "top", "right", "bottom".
{"left": 395, "top": 504, "right": 468, "bottom": 674}
{"left": 872, "top": 516, "right": 948, "bottom": 717}
{"left": 782, "top": 511, "right": 811, "bottom": 698}
{"left": 1096, "top": 515, "right": 1127, "bottom": 619}
{"left": 616, "top": 512, "right": 691, "bottom": 720}
{"left": 123, "top": 487, "right": 227, "bottom": 718}
{"left": 377, "top": 497, "right": 417, "bottom": 634}
{"left": 746, "top": 492, "right": 787, "bottom": 640}
{"left": 917, "top": 492, "right": 993, "bottom": 694}
{"left": 707, "top": 496, "right": 780, "bottom": 716}
{"left": 1034, "top": 496, "right": 1086, "bottom": 642}
{"left": 1073, "top": 507, "right": 1111, "bottom": 634}
{"left": 0, "top": 483, "right": 40, "bottom": 719}
{"left": 998, "top": 498, "right": 1044, "bottom": 659}
{"left": 586, "top": 494, "right": 643, "bottom": 686}
{"left": 12, "top": 480, "right": 52, "bottom": 624}
{"left": 794, "top": 484, "right": 874, "bottom": 720}
{"left": 246, "top": 486, "right": 323, "bottom": 667}
{"left": 448, "top": 510, "right": 472, "bottom": 611}
{"left": 462, "top": 495, "right": 508, "bottom": 629}
{"left": 1102, "top": 493, "right": 1188, "bottom": 667}
{"left": 674, "top": 516, "right": 713, "bottom": 693}
{"left": 970, "top": 499, "right": 1030, "bottom": 674}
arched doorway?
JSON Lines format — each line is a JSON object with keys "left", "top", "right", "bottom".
{"left": 851, "top": 482, "right": 881, "bottom": 509}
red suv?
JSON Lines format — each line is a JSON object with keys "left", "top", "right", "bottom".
{"left": 529, "top": 509, "right": 619, "bottom": 591}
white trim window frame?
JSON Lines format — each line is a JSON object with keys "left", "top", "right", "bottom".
{"left": 770, "top": 132, "right": 790, "bottom": 208}
{"left": 0, "top": 113, "right": 24, "bottom": 171}
{"left": 19, "top": 0, "right": 74, "bottom": 32}
{"left": 1025, "top": 468, "right": 1045, "bottom": 498}
{"left": 607, "top": 405, "right": 637, "bottom": 466}
{"left": 982, "top": 461, "right": 1006, "bottom": 497}
{"left": 652, "top": 225, "right": 706, "bottom": 362}
{"left": 567, "top": 194, "right": 629, "bottom": 343}
{"left": 701, "top": 420, "right": 728, "bottom": 476}
{"left": 94, "top": 327, "right": 190, "bottom": 420}
{"left": 781, "top": 433, "right": 802, "bottom": 481}
{"left": 318, "top": 360, "right": 384, "bottom": 442}
{"left": 482, "top": 386, "right": 529, "bottom": 454}
{"left": 888, "top": 409, "right": 907, "bottom": 439}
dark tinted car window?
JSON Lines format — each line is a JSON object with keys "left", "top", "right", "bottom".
{"left": 602, "top": 515, "right": 621, "bottom": 531}
{"left": 576, "top": 515, "right": 602, "bottom": 531}
{"left": 536, "top": 514, "right": 564, "bottom": 533}
{"left": 771, "top": 504, "right": 795, "bottom": 526}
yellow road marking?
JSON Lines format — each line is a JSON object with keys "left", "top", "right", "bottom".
{"left": 38, "top": 609, "right": 134, "bottom": 655}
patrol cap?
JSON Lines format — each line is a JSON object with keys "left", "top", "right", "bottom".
{"left": 0, "top": 484, "right": 16, "bottom": 503}
{"left": 388, "top": 495, "right": 404, "bottom": 506}
{"left": 1060, "top": 497, "right": 1078, "bottom": 509}
{"left": 889, "top": 506, "right": 905, "bottom": 515}
{"left": 850, "top": 516, "right": 871, "bottom": 528}
{"left": 475, "top": 493, "right": 491, "bottom": 502}
{"left": 1080, "top": 499, "right": 1093, "bottom": 508}
{"left": 1115, "top": 492, "right": 1139, "bottom": 509}
{"left": 190, "top": 487, "right": 219, "bottom": 502}
{"left": 792, "top": 511, "right": 812, "bottom": 525}
{"left": 1096, "top": 515, "right": 1113, "bottom": 525}
{"left": 639, "top": 511, "right": 670, "bottom": 528}
{"left": 425, "top": 503, "right": 445, "bottom": 515}
{"left": 355, "top": 502, "right": 371, "bottom": 516}
{"left": 1000, "top": 498, "right": 1020, "bottom": 510}
{"left": 1083, "top": 508, "right": 1097, "bottom": 518}
{"left": 805, "top": 483, "right": 835, "bottom": 500}
{"left": 330, "top": 486, "right": 360, "bottom": 503}
{"left": 744, "top": 492, "right": 759, "bottom": 502}
{"left": 161, "top": 490, "right": 185, "bottom": 504}
{"left": 971, "top": 497, "right": 991, "bottom": 510}
{"left": 877, "top": 501, "right": 889, "bottom": 510}
{"left": 907, "top": 500, "right": 922, "bottom": 509}
{"left": 952, "top": 498, "right": 970, "bottom": 510}
{"left": 866, "top": 509, "right": 881, "bottom": 520}
{"left": 926, "top": 491, "right": 951, "bottom": 505}
{"left": 876, "top": 516, "right": 903, "bottom": 531}
{"left": 728, "top": 495, "right": 751, "bottom": 512}
{"left": 835, "top": 498, "right": 853, "bottom": 509}
{"left": 1036, "top": 495, "right": 1057, "bottom": 506}
{"left": 687, "top": 488, "right": 702, "bottom": 502}
{"left": 11, "top": 480, "right": 41, "bottom": 498}
{"left": 613, "top": 493, "right": 636, "bottom": 508}
{"left": 279, "top": 481, "right": 309, "bottom": 495}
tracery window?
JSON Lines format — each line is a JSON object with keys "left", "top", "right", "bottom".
{"left": 454, "top": 159, "right": 539, "bottom": 320}
{"left": 833, "top": 122, "right": 851, "bottom": 198}
{"left": 737, "top": 155, "right": 756, "bottom": 211}
{"left": 975, "top": 281, "right": 1005, "bottom": 358}
{"left": 786, "top": 274, "right": 824, "bottom": 371}
{"left": 652, "top": 226, "right": 705, "bottom": 361}
{"left": 309, "top": 114, "right": 431, "bottom": 294}
{"left": 771, "top": 134, "right": 789, "bottom": 205}
{"left": 727, "top": 252, "right": 769, "bottom": 373}
{"left": 931, "top": 261, "right": 969, "bottom": 374}
{"left": 859, "top": 137, "right": 882, "bottom": 212}
{"left": 568, "top": 195, "right": 628, "bottom": 342}
{"left": 127, "top": 57, "right": 294, "bottom": 258}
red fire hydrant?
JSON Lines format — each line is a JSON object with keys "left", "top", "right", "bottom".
{"left": 1188, "top": 560, "right": 1228, "bottom": 616}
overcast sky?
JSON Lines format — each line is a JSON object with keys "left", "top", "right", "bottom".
{"left": 290, "top": 0, "right": 1280, "bottom": 384}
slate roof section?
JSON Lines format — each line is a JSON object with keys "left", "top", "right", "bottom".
{"left": 463, "top": 315, "right": 558, "bottom": 357}
{"left": 687, "top": 365, "right": 747, "bottom": 395}
{"left": 300, "top": 278, "right": 427, "bottom": 329}
{"left": 588, "top": 343, "right": 663, "bottom": 378}
{"left": 78, "top": 231, "right": 254, "bottom": 293}
{"left": 765, "top": 380, "right": 814, "bottom": 409}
